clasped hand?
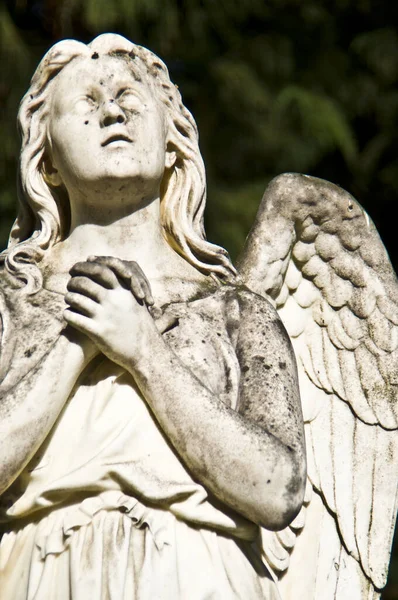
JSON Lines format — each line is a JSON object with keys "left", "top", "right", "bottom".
{"left": 64, "top": 256, "right": 158, "bottom": 368}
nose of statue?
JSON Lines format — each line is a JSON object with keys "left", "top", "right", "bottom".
{"left": 101, "top": 99, "right": 126, "bottom": 127}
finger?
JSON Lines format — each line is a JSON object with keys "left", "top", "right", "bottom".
{"left": 70, "top": 261, "right": 119, "bottom": 289}
{"left": 129, "top": 263, "right": 154, "bottom": 306}
{"left": 88, "top": 255, "right": 131, "bottom": 277}
{"left": 89, "top": 256, "right": 154, "bottom": 305}
{"left": 65, "top": 292, "right": 99, "bottom": 317}
{"left": 67, "top": 276, "right": 105, "bottom": 302}
{"left": 87, "top": 255, "right": 144, "bottom": 300}
{"left": 129, "top": 274, "right": 145, "bottom": 302}
{"left": 64, "top": 309, "right": 97, "bottom": 338}
{"left": 88, "top": 256, "right": 135, "bottom": 284}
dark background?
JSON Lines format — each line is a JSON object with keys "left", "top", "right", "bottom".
{"left": 0, "top": 1, "right": 397, "bottom": 596}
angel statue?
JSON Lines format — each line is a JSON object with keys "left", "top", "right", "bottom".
{"left": 0, "top": 33, "right": 396, "bottom": 600}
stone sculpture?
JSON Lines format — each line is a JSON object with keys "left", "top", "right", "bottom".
{"left": 0, "top": 33, "right": 396, "bottom": 600}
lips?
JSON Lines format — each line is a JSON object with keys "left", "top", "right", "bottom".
{"left": 102, "top": 133, "right": 132, "bottom": 147}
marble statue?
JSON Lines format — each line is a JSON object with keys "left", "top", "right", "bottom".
{"left": 0, "top": 33, "right": 396, "bottom": 600}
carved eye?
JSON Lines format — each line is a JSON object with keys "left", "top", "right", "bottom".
{"left": 74, "top": 95, "right": 97, "bottom": 114}
{"left": 117, "top": 88, "right": 141, "bottom": 112}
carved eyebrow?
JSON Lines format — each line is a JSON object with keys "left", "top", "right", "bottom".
{"left": 74, "top": 94, "right": 96, "bottom": 104}
{"left": 115, "top": 86, "right": 142, "bottom": 100}
{"left": 116, "top": 87, "right": 131, "bottom": 98}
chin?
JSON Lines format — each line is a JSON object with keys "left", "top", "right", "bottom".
{"left": 92, "top": 173, "right": 161, "bottom": 197}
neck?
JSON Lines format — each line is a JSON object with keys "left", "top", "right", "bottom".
{"left": 44, "top": 192, "right": 210, "bottom": 302}
{"left": 67, "top": 195, "right": 167, "bottom": 271}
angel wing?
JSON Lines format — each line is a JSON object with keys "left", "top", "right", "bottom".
{"left": 237, "top": 173, "right": 398, "bottom": 600}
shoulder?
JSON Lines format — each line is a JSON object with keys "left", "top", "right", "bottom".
{"left": 0, "top": 264, "right": 65, "bottom": 390}
{"left": 177, "top": 283, "right": 293, "bottom": 355}
{"left": 219, "top": 286, "right": 295, "bottom": 363}
{"left": 200, "top": 283, "right": 283, "bottom": 317}
{"left": 0, "top": 264, "right": 65, "bottom": 327}
{"left": 182, "top": 282, "right": 278, "bottom": 315}
{"left": 223, "top": 285, "right": 284, "bottom": 322}
{"left": 195, "top": 284, "right": 291, "bottom": 343}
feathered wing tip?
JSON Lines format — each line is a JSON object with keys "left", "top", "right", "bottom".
{"left": 238, "top": 173, "right": 398, "bottom": 599}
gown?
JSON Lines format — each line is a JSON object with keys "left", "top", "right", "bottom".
{"left": 0, "top": 271, "right": 280, "bottom": 599}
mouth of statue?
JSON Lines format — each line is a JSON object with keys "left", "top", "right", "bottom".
{"left": 102, "top": 134, "right": 132, "bottom": 147}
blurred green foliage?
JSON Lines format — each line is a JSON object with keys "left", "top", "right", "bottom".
{"left": 1, "top": 0, "right": 398, "bottom": 270}
{"left": 1, "top": 3, "right": 398, "bottom": 594}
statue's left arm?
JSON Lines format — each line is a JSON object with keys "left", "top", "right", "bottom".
{"left": 64, "top": 264, "right": 306, "bottom": 530}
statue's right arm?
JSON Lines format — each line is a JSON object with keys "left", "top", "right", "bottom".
{"left": 0, "top": 326, "right": 97, "bottom": 495}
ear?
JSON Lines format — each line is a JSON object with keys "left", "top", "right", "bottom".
{"left": 42, "top": 156, "right": 62, "bottom": 187}
{"left": 165, "top": 148, "right": 177, "bottom": 169}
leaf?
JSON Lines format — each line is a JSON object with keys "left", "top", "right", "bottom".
{"left": 352, "top": 28, "right": 398, "bottom": 85}
{"left": 275, "top": 85, "right": 357, "bottom": 164}
{"left": 211, "top": 59, "right": 272, "bottom": 116}
{"left": 0, "top": 7, "right": 30, "bottom": 65}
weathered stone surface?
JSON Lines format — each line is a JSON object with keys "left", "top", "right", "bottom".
{"left": 239, "top": 173, "right": 398, "bottom": 598}
{"left": 0, "top": 33, "right": 396, "bottom": 600}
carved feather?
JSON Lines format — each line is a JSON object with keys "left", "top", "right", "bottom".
{"left": 237, "top": 173, "right": 398, "bottom": 598}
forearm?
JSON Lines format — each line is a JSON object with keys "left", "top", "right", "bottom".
{"left": 127, "top": 331, "right": 302, "bottom": 529}
{"left": 61, "top": 260, "right": 306, "bottom": 529}
{"left": 0, "top": 330, "right": 93, "bottom": 494}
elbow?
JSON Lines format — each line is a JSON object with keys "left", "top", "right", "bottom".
{"left": 0, "top": 472, "right": 13, "bottom": 498}
{"left": 254, "top": 454, "right": 307, "bottom": 531}
{"left": 260, "top": 496, "right": 303, "bottom": 532}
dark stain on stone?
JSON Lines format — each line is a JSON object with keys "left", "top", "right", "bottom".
{"left": 253, "top": 355, "right": 265, "bottom": 363}
{"left": 24, "top": 345, "right": 36, "bottom": 358}
{"left": 224, "top": 365, "right": 233, "bottom": 394}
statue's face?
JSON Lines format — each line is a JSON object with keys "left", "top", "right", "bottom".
{"left": 47, "top": 55, "right": 168, "bottom": 196}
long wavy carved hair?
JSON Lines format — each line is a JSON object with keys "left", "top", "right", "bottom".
{"left": 1, "top": 33, "right": 236, "bottom": 293}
